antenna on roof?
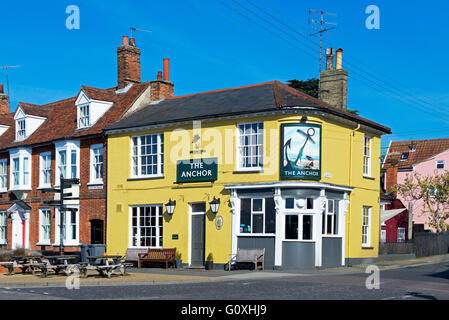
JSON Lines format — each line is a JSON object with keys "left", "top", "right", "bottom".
{"left": 0, "top": 65, "right": 21, "bottom": 109}
{"left": 130, "top": 26, "right": 152, "bottom": 39}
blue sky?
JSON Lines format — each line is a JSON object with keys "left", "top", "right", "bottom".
{"left": 1, "top": 0, "right": 448, "bottom": 152}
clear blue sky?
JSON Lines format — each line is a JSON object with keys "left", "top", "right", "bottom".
{"left": 1, "top": 0, "right": 448, "bottom": 152}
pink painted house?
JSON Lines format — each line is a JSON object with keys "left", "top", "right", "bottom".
{"left": 384, "top": 139, "right": 449, "bottom": 232}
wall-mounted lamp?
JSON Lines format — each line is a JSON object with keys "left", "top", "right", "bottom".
{"left": 165, "top": 199, "right": 176, "bottom": 214}
{"left": 209, "top": 197, "right": 220, "bottom": 214}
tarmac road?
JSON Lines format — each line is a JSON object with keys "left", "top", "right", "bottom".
{"left": 0, "top": 260, "right": 448, "bottom": 300}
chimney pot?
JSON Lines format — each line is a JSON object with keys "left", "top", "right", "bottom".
{"left": 325, "top": 48, "right": 335, "bottom": 71}
{"left": 0, "top": 84, "right": 3, "bottom": 94}
{"left": 129, "top": 38, "right": 136, "bottom": 47}
{"left": 157, "top": 71, "right": 163, "bottom": 80}
{"left": 163, "top": 58, "right": 170, "bottom": 81}
{"left": 336, "top": 48, "right": 343, "bottom": 70}
{"left": 122, "top": 36, "right": 129, "bottom": 46}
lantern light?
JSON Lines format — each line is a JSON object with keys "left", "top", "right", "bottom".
{"left": 165, "top": 199, "right": 176, "bottom": 214}
{"left": 209, "top": 197, "right": 220, "bottom": 214}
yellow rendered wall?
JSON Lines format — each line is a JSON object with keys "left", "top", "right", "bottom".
{"left": 106, "top": 113, "right": 382, "bottom": 263}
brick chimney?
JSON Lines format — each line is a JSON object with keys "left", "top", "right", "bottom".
{"left": 117, "top": 36, "right": 141, "bottom": 89}
{"left": 0, "top": 84, "right": 9, "bottom": 115}
{"left": 319, "top": 48, "right": 348, "bottom": 111}
{"left": 150, "top": 59, "right": 174, "bottom": 101}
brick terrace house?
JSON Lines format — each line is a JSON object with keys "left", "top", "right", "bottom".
{"left": 0, "top": 36, "right": 174, "bottom": 251}
{"left": 383, "top": 138, "right": 449, "bottom": 233}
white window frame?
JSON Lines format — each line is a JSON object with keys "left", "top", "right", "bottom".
{"left": 236, "top": 122, "right": 264, "bottom": 171}
{"left": 284, "top": 213, "right": 314, "bottom": 241}
{"left": 322, "top": 199, "right": 339, "bottom": 236}
{"left": 239, "top": 197, "right": 275, "bottom": 236}
{"left": 39, "top": 152, "right": 52, "bottom": 188}
{"left": 16, "top": 118, "right": 26, "bottom": 141}
{"left": 0, "top": 159, "right": 7, "bottom": 192}
{"left": 38, "top": 208, "right": 52, "bottom": 245}
{"left": 131, "top": 133, "right": 164, "bottom": 179}
{"left": 54, "top": 206, "right": 79, "bottom": 246}
{"left": 9, "top": 149, "right": 32, "bottom": 191}
{"left": 436, "top": 160, "right": 445, "bottom": 170}
{"left": 362, "top": 206, "right": 372, "bottom": 247}
{"left": 78, "top": 103, "right": 90, "bottom": 129}
{"left": 55, "top": 141, "right": 80, "bottom": 185}
{"left": 363, "top": 136, "right": 372, "bottom": 177}
{"left": 0, "top": 211, "right": 7, "bottom": 245}
{"left": 129, "top": 205, "right": 163, "bottom": 248}
{"left": 397, "top": 227, "right": 406, "bottom": 243}
{"left": 89, "top": 144, "right": 104, "bottom": 184}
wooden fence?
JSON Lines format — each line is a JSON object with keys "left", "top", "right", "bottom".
{"left": 379, "top": 232, "right": 449, "bottom": 257}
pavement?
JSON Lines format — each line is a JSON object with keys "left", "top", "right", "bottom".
{"left": 1, "top": 253, "right": 448, "bottom": 288}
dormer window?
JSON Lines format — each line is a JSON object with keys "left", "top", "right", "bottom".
{"left": 78, "top": 104, "right": 90, "bottom": 128}
{"left": 400, "top": 152, "right": 409, "bottom": 161}
{"left": 75, "top": 90, "right": 114, "bottom": 130}
{"left": 13, "top": 106, "right": 46, "bottom": 141}
{"left": 16, "top": 119, "right": 26, "bottom": 141}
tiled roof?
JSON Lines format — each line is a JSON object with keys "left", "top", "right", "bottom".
{"left": 383, "top": 138, "right": 449, "bottom": 169}
{"left": 107, "top": 80, "right": 391, "bottom": 133}
{"left": 0, "top": 82, "right": 149, "bottom": 151}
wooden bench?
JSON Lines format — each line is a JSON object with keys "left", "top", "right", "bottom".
{"left": 121, "top": 248, "right": 148, "bottom": 267}
{"left": 138, "top": 248, "right": 177, "bottom": 269}
{"left": 226, "top": 248, "right": 265, "bottom": 271}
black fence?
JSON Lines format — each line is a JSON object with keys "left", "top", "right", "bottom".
{"left": 379, "top": 232, "right": 449, "bottom": 257}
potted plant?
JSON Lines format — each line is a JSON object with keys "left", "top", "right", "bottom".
{"left": 205, "top": 253, "right": 214, "bottom": 270}
{"left": 175, "top": 252, "right": 182, "bottom": 269}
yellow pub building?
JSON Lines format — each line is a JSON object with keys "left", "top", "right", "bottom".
{"left": 105, "top": 49, "right": 391, "bottom": 269}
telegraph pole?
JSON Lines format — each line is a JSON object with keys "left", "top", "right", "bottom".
{"left": 309, "top": 9, "right": 337, "bottom": 99}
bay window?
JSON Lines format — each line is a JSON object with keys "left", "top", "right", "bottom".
{"left": 9, "top": 149, "right": 32, "bottom": 190}
{"left": 130, "top": 205, "right": 163, "bottom": 248}
{"left": 55, "top": 141, "right": 79, "bottom": 184}
{"left": 322, "top": 199, "right": 339, "bottom": 236}
{"left": 285, "top": 214, "right": 313, "bottom": 240}
{"left": 240, "top": 198, "right": 275, "bottom": 234}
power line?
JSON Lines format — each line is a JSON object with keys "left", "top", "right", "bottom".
{"left": 217, "top": 1, "right": 449, "bottom": 122}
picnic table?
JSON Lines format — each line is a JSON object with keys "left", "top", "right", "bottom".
{"left": 40, "top": 255, "right": 80, "bottom": 278}
{"left": 80, "top": 255, "right": 131, "bottom": 278}
{"left": 0, "top": 255, "right": 46, "bottom": 275}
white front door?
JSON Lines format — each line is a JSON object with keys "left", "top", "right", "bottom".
{"left": 11, "top": 212, "right": 24, "bottom": 249}
{"left": 10, "top": 211, "right": 29, "bottom": 249}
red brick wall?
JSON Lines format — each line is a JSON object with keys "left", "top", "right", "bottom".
{"left": 150, "top": 80, "right": 174, "bottom": 101}
{"left": 0, "top": 136, "right": 107, "bottom": 252}
{"left": 385, "top": 167, "right": 398, "bottom": 195}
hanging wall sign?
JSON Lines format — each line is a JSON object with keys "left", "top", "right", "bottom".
{"left": 176, "top": 158, "right": 218, "bottom": 183}
{"left": 280, "top": 123, "right": 322, "bottom": 180}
